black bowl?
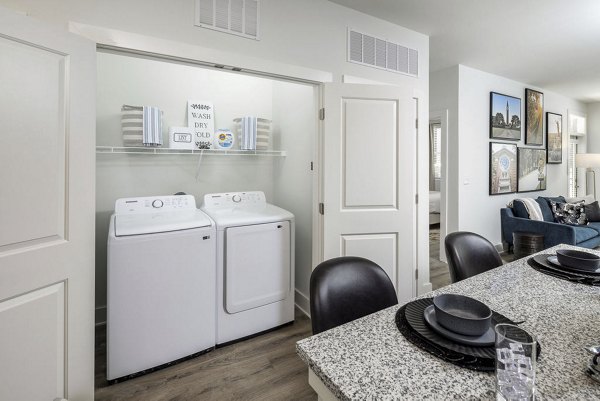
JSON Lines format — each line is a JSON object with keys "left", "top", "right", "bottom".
{"left": 556, "top": 249, "right": 600, "bottom": 270}
{"left": 432, "top": 294, "right": 492, "bottom": 336}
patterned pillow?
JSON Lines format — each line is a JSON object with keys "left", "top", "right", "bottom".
{"left": 550, "top": 201, "right": 588, "bottom": 225}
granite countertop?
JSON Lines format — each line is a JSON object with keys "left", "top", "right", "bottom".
{"left": 296, "top": 245, "right": 600, "bottom": 400}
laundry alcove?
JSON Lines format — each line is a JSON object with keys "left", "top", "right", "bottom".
{"left": 95, "top": 49, "right": 318, "bottom": 323}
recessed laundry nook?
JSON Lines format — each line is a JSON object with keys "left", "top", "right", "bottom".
{"left": 94, "top": 48, "right": 318, "bottom": 385}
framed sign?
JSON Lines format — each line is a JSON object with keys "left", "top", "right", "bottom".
{"left": 546, "top": 112, "right": 562, "bottom": 164}
{"left": 490, "top": 92, "right": 521, "bottom": 140}
{"left": 188, "top": 100, "right": 215, "bottom": 149}
{"left": 525, "top": 89, "right": 544, "bottom": 145}
{"left": 489, "top": 142, "right": 517, "bottom": 195}
{"left": 518, "top": 147, "right": 547, "bottom": 192}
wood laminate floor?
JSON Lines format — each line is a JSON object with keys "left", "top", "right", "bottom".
{"left": 95, "top": 308, "right": 317, "bottom": 401}
{"left": 429, "top": 224, "right": 515, "bottom": 290}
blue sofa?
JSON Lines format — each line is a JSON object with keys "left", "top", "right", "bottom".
{"left": 500, "top": 196, "right": 600, "bottom": 251}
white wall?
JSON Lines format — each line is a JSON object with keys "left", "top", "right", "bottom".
{"left": 585, "top": 102, "right": 600, "bottom": 195}
{"left": 4, "top": 0, "right": 431, "bottom": 310}
{"left": 430, "top": 66, "right": 459, "bottom": 236}
{"left": 432, "top": 64, "right": 587, "bottom": 246}
{"left": 271, "top": 81, "right": 318, "bottom": 314}
{"left": 587, "top": 102, "right": 600, "bottom": 153}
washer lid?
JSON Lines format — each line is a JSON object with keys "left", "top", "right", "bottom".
{"left": 114, "top": 209, "right": 212, "bottom": 236}
{"left": 201, "top": 203, "right": 293, "bottom": 228}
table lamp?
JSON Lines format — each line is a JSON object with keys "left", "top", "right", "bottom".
{"left": 575, "top": 153, "right": 600, "bottom": 199}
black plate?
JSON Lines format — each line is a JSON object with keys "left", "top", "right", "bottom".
{"left": 547, "top": 255, "right": 600, "bottom": 275}
{"left": 530, "top": 254, "right": 600, "bottom": 278}
{"left": 395, "top": 298, "right": 540, "bottom": 372}
{"left": 423, "top": 305, "right": 495, "bottom": 347}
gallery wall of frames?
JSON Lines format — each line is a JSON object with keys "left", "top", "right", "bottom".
{"left": 489, "top": 89, "right": 563, "bottom": 195}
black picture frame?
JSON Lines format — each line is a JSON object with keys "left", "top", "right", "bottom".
{"left": 489, "top": 142, "right": 518, "bottom": 196}
{"left": 525, "top": 88, "right": 544, "bottom": 145}
{"left": 490, "top": 92, "right": 521, "bottom": 141}
{"left": 546, "top": 112, "right": 562, "bottom": 164}
{"left": 517, "top": 147, "right": 547, "bottom": 193}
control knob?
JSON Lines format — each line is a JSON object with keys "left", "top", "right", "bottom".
{"left": 152, "top": 199, "right": 164, "bottom": 208}
{"left": 232, "top": 194, "right": 242, "bottom": 203}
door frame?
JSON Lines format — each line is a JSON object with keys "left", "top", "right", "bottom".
{"left": 430, "top": 109, "right": 449, "bottom": 263}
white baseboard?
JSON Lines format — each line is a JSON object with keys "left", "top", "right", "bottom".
{"left": 295, "top": 289, "right": 310, "bottom": 318}
{"left": 96, "top": 305, "right": 106, "bottom": 327}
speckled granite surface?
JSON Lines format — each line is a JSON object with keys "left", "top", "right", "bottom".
{"left": 297, "top": 245, "right": 600, "bottom": 400}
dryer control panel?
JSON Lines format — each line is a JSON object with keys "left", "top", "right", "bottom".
{"left": 203, "top": 191, "right": 266, "bottom": 209}
{"left": 115, "top": 195, "right": 197, "bottom": 214}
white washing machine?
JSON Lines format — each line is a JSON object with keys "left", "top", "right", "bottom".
{"left": 201, "top": 191, "right": 295, "bottom": 345}
{"left": 107, "top": 194, "right": 216, "bottom": 381}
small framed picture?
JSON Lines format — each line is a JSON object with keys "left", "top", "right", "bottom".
{"left": 546, "top": 112, "right": 562, "bottom": 164}
{"left": 489, "top": 142, "right": 517, "bottom": 195}
{"left": 518, "top": 147, "right": 547, "bottom": 192}
{"left": 525, "top": 88, "right": 544, "bottom": 145}
{"left": 490, "top": 92, "right": 521, "bottom": 140}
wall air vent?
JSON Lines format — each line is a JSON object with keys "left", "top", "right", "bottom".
{"left": 195, "top": 0, "right": 260, "bottom": 40}
{"left": 347, "top": 28, "right": 418, "bottom": 77}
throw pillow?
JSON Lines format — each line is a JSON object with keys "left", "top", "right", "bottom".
{"left": 585, "top": 201, "right": 600, "bottom": 222}
{"left": 512, "top": 200, "right": 530, "bottom": 219}
{"left": 535, "top": 197, "right": 554, "bottom": 222}
{"left": 550, "top": 201, "right": 588, "bottom": 225}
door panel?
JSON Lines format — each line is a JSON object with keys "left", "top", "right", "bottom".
{"left": 0, "top": 7, "right": 95, "bottom": 401}
{"left": 225, "top": 221, "right": 291, "bottom": 313}
{"left": 0, "top": 36, "right": 67, "bottom": 250}
{"left": 0, "top": 283, "right": 65, "bottom": 401}
{"left": 343, "top": 98, "right": 397, "bottom": 208}
{"left": 323, "top": 83, "right": 416, "bottom": 303}
{"left": 341, "top": 233, "right": 397, "bottom": 286}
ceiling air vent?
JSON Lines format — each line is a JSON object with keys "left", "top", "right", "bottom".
{"left": 195, "top": 0, "right": 260, "bottom": 40}
{"left": 347, "top": 28, "right": 418, "bottom": 77}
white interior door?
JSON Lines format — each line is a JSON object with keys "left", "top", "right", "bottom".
{"left": 322, "top": 83, "right": 416, "bottom": 303}
{"left": 0, "top": 7, "right": 95, "bottom": 401}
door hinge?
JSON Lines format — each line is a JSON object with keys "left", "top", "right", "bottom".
{"left": 415, "top": 268, "right": 419, "bottom": 280}
{"left": 415, "top": 194, "right": 418, "bottom": 204}
{"left": 415, "top": 119, "right": 418, "bottom": 129}
{"left": 310, "top": 161, "right": 314, "bottom": 171}
{"left": 319, "top": 108, "right": 325, "bottom": 120}
{"left": 319, "top": 202, "right": 324, "bottom": 215}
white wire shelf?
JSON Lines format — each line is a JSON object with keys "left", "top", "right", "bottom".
{"left": 96, "top": 146, "right": 286, "bottom": 157}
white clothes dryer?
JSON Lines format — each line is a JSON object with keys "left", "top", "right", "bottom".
{"left": 201, "top": 191, "right": 295, "bottom": 345}
{"left": 107, "top": 194, "right": 216, "bottom": 381}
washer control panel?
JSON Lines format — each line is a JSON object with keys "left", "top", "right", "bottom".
{"left": 115, "top": 195, "right": 196, "bottom": 214}
{"left": 203, "top": 191, "right": 266, "bottom": 209}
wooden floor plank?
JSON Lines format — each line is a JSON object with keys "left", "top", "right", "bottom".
{"left": 95, "top": 309, "right": 316, "bottom": 401}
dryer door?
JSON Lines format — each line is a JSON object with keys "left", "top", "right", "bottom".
{"left": 225, "top": 221, "right": 291, "bottom": 314}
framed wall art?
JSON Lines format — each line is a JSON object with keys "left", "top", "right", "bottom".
{"left": 489, "top": 142, "right": 517, "bottom": 195}
{"left": 490, "top": 92, "right": 521, "bottom": 140}
{"left": 525, "top": 88, "right": 544, "bottom": 145}
{"left": 518, "top": 147, "right": 547, "bottom": 192}
{"left": 546, "top": 112, "right": 562, "bottom": 164}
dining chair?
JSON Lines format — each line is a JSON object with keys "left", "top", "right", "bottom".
{"left": 309, "top": 256, "right": 398, "bottom": 335}
{"left": 444, "top": 231, "right": 503, "bottom": 283}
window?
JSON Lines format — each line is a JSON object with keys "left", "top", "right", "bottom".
{"left": 567, "top": 110, "right": 587, "bottom": 198}
{"left": 568, "top": 136, "right": 579, "bottom": 198}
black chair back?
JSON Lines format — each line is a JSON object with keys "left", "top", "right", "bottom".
{"left": 444, "top": 231, "right": 503, "bottom": 283}
{"left": 309, "top": 256, "right": 398, "bottom": 335}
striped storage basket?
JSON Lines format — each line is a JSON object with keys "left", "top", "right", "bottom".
{"left": 121, "top": 105, "right": 144, "bottom": 146}
{"left": 233, "top": 117, "right": 271, "bottom": 150}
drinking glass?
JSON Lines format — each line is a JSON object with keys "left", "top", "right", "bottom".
{"left": 495, "top": 323, "right": 536, "bottom": 401}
